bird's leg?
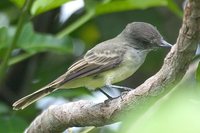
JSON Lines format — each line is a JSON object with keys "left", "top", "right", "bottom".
{"left": 106, "top": 85, "right": 132, "bottom": 91}
{"left": 99, "top": 89, "right": 114, "bottom": 99}
{"left": 106, "top": 85, "right": 133, "bottom": 102}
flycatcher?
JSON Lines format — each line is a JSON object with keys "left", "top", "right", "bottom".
{"left": 13, "top": 22, "right": 172, "bottom": 110}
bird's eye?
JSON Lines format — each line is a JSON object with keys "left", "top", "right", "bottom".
{"left": 141, "top": 39, "right": 150, "bottom": 45}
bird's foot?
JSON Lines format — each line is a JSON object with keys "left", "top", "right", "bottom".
{"left": 100, "top": 85, "right": 133, "bottom": 102}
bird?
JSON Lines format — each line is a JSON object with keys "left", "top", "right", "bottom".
{"left": 13, "top": 22, "right": 172, "bottom": 110}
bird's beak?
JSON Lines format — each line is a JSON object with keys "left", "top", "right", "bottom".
{"left": 160, "top": 39, "right": 172, "bottom": 48}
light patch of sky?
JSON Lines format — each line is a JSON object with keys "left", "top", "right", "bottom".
{"left": 59, "top": 0, "right": 84, "bottom": 23}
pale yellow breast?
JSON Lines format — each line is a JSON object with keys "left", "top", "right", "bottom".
{"left": 103, "top": 48, "right": 147, "bottom": 85}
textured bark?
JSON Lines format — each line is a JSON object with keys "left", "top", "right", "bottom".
{"left": 26, "top": 0, "right": 200, "bottom": 132}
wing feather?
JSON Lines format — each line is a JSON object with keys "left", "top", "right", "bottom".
{"left": 44, "top": 47, "right": 126, "bottom": 88}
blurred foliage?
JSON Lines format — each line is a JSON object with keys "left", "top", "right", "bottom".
{"left": 58, "top": 0, "right": 182, "bottom": 38}
{"left": 0, "top": 102, "right": 9, "bottom": 114}
{"left": 95, "top": 0, "right": 168, "bottom": 15}
{"left": 10, "top": 0, "right": 25, "bottom": 7}
{"left": 120, "top": 83, "right": 200, "bottom": 133}
{"left": 196, "top": 61, "right": 200, "bottom": 84}
{"left": 31, "top": 0, "right": 71, "bottom": 15}
{"left": 0, "top": 0, "right": 199, "bottom": 133}
{"left": 0, "top": 23, "right": 73, "bottom": 66}
{"left": 10, "top": 0, "right": 71, "bottom": 15}
{"left": 0, "top": 116, "right": 28, "bottom": 133}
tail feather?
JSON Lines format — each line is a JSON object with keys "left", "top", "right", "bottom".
{"left": 13, "top": 87, "right": 56, "bottom": 110}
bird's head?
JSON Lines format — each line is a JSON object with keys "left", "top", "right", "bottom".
{"left": 121, "top": 22, "right": 172, "bottom": 50}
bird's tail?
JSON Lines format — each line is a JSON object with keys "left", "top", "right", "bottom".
{"left": 12, "top": 87, "right": 57, "bottom": 110}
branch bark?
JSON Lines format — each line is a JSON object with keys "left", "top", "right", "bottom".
{"left": 26, "top": 0, "right": 200, "bottom": 132}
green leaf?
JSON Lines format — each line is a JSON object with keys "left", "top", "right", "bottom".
{"left": 0, "top": 27, "right": 12, "bottom": 58}
{"left": 10, "top": 0, "right": 25, "bottom": 8}
{"left": 31, "top": 0, "right": 71, "bottom": 15}
{"left": 10, "top": 0, "right": 71, "bottom": 15}
{"left": 18, "top": 24, "right": 73, "bottom": 54}
{"left": 0, "top": 27, "right": 7, "bottom": 48}
{"left": 8, "top": 52, "right": 36, "bottom": 66}
{"left": 167, "top": 0, "right": 183, "bottom": 18}
{"left": 0, "top": 23, "right": 73, "bottom": 65}
{"left": 95, "top": 0, "right": 168, "bottom": 15}
{"left": 0, "top": 116, "right": 28, "bottom": 133}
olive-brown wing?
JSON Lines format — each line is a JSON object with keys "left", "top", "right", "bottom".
{"left": 47, "top": 49, "right": 125, "bottom": 88}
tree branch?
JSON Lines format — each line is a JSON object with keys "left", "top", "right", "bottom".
{"left": 25, "top": 0, "right": 200, "bottom": 132}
